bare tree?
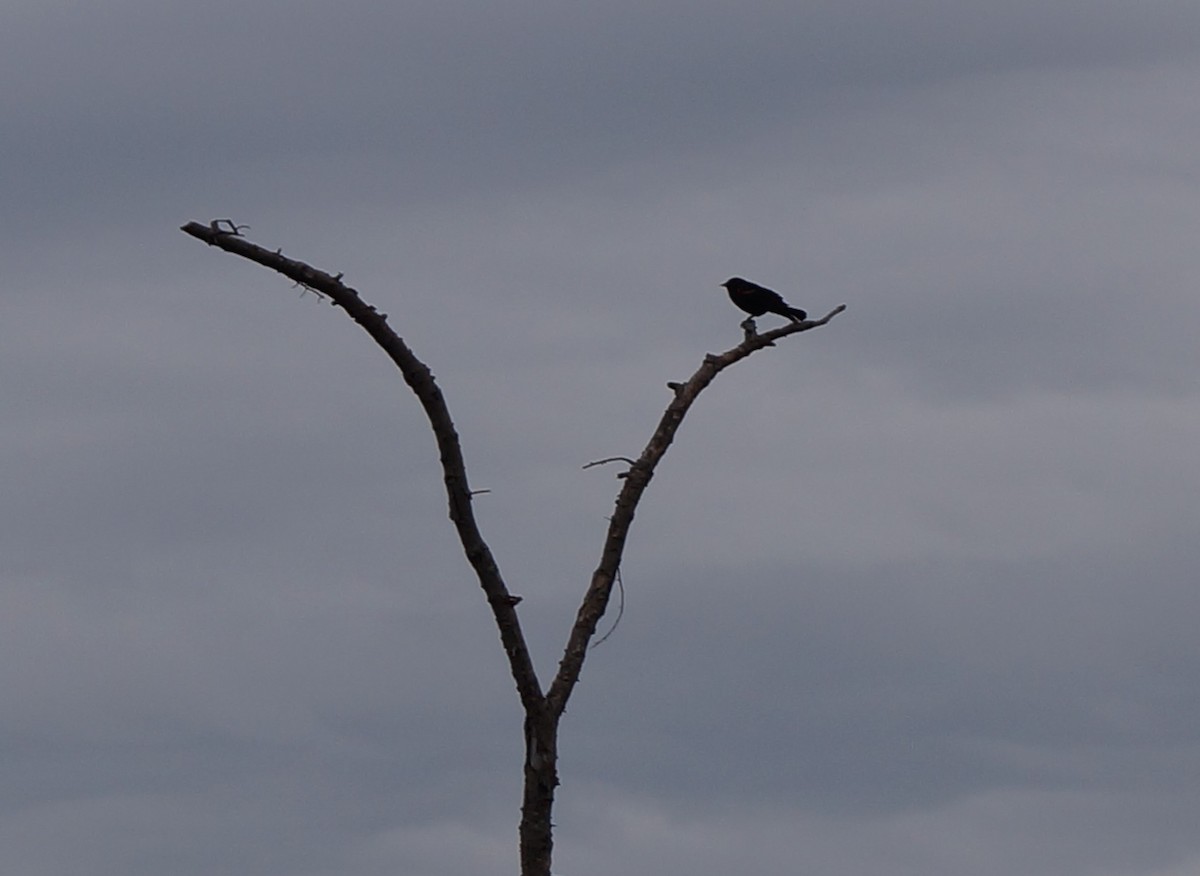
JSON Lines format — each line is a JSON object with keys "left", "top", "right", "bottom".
{"left": 181, "top": 219, "right": 845, "bottom": 876}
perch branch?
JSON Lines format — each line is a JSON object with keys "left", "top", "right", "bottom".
{"left": 545, "top": 302, "right": 845, "bottom": 716}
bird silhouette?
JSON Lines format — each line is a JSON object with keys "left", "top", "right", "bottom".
{"left": 721, "top": 277, "right": 807, "bottom": 323}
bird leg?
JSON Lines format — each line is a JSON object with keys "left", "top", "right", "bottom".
{"left": 740, "top": 317, "right": 758, "bottom": 340}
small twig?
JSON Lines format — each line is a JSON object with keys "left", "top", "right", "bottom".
{"left": 292, "top": 280, "right": 327, "bottom": 300}
{"left": 580, "top": 458, "right": 638, "bottom": 470}
{"left": 590, "top": 566, "right": 624, "bottom": 648}
{"left": 210, "top": 218, "right": 250, "bottom": 236}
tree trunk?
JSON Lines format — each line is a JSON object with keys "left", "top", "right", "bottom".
{"left": 520, "top": 712, "right": 559, "bottom": 876}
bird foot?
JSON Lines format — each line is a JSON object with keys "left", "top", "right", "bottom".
{"left": 740, "top": 317, "right": 758, "bottom": 340}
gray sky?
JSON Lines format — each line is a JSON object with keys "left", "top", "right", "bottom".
{"left": 4, "top": 2, "right": 1200, "bottom": 874}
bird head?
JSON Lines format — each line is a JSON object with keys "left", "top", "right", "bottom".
{"left": 720, "top": 278, "right": 743, "bottom": 289}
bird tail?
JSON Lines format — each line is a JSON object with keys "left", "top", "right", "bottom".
{"left": 788, "top": 307, "right": 808, "bottom": 321}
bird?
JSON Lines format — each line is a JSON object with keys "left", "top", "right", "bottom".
{"left": 721, "top": 277, "right": 807, "bottom": 323}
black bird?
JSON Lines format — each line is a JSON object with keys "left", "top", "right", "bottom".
{"left": 721, "top": 277, "right": 807, "bottom": 323}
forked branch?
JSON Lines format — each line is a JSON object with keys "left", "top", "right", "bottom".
{"left": 181, "top": 219, "right": 844, "bottom": 876}
{"left": 181, "top": 219, "right": 844, "bottom": 714}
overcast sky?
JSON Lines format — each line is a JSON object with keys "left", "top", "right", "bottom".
{"left": 4, "top": 2, "right": 1200, "bottom": 874}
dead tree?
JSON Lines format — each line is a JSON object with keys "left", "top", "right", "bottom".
{"left": 181, "top": 219, "right": 845, "bottom": 876}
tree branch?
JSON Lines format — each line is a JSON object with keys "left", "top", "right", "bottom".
{"left": 183, "top": 218, "right": 845, "bottom": 876}
{"left": 545, "top": 304, "right": 845, "bottom": 716}
{"left": 180, "top": 221, "right": 546, "bottom": 714}
{"left": 182, "top": 218, "right": 844, "bottom": 721}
